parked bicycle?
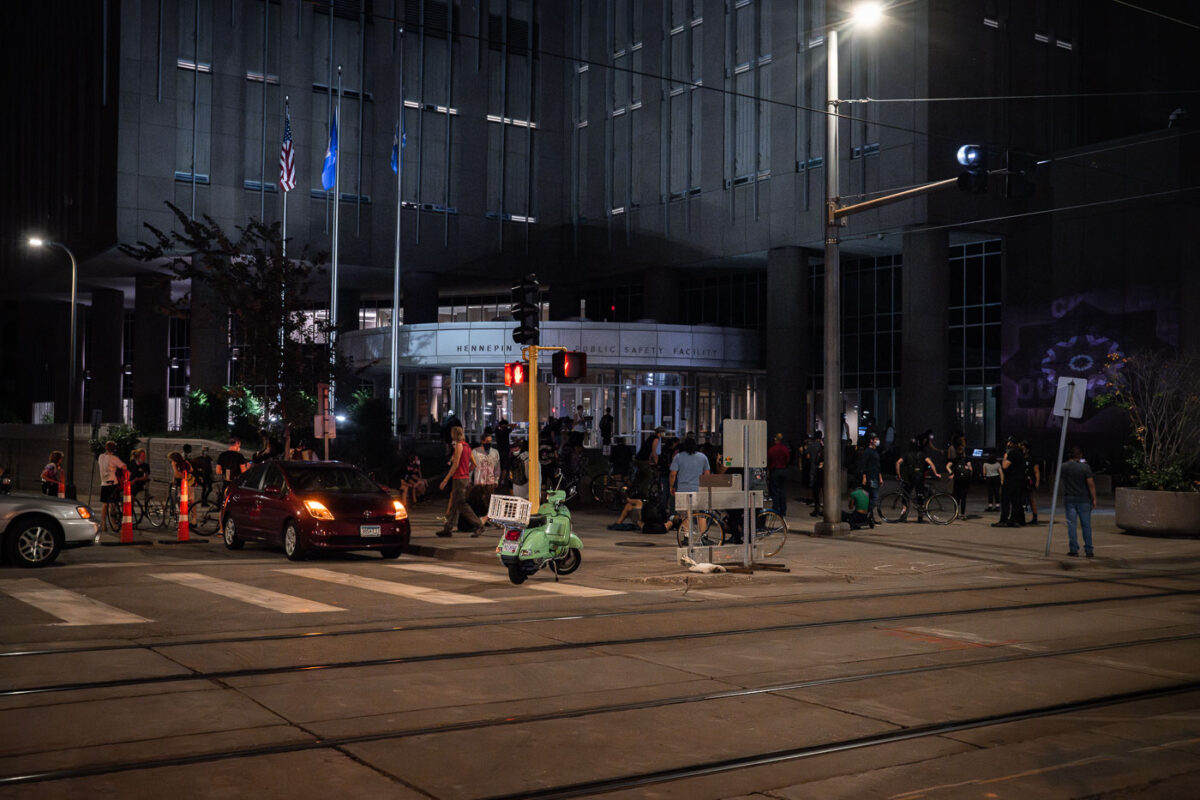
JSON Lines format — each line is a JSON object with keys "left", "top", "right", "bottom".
{"left": 674, "top": 505, "right": 788, "bottom": 556}
{"left": 879, "top": 481, "right": 958, "bottom": 524}
{"left": 144, "top": 483, "right": 218, "bottom": 534}
{"left": 589, "top": 469, "right": 631, "bottom": 510}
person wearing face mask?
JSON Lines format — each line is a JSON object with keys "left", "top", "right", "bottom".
{"left": 471, "top": 433, "right": 502, "bottom": 533}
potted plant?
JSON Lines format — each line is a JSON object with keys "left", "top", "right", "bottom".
{"left": 1096, "top": 350, "right": 1200, "bottom": 536}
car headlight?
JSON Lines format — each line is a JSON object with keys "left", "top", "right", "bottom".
{"left": 304, "top": 499, "right": 334, "bottom": 520}
{"left": 75, "top": 506, "right": 92, "bottom": 520}
{"left": 393, "top": 500, "right": 408, "bottom": 521}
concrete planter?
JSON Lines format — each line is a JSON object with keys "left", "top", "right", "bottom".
{"left": 1115, "top": 487, "right": 1200, "bottom": 538}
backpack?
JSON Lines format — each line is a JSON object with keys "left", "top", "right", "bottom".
{"left": 953, "top": 458, "right": 972, "bottom": 481}
{"left": 510, "top": 455, "right": 528, "bottom": 485}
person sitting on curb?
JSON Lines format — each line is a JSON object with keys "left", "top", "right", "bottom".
{"left": 607, "top": 495, "right": 644, "bottom": 531}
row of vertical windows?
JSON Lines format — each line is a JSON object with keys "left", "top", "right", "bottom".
{"left": 948, "top": 240, "right": 1003, "bottom": 386}
{"left": 679, "top": 272, "right": 767, "bottom": 330}
{"left": 808, "top": 255, "right": 903, "bottom": 390}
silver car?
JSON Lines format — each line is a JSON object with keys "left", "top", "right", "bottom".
{"left": 1, "top": 495, "right": 98, "bottom": 567}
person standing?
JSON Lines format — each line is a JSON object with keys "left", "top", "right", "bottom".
{"left": 994, "top": 436, "right": 1026, "bottom": 528}
{"left": 128, "top": 449, "right": 151, "bottom": 499}
{"left": 634, "top": 427, "right": 662, "bottom": 497}
{"left": 946, "top": 435, "right": 972, "bottom": 519}
{"left": 599, "top": 407, "right": 615, "bottom": 447}
{"left": 1022, "top": 441, "right": 1041, "bottom": 525}
{"left": 982, "top": 454, "right": 1002, "bottom": 511}
{"left": 40, "top": 451, "right": 64, "bottom": 496}
{"left": 495, "top": 419, "right": 512, "bottom": 473}
{"left": 859, "top": 433, "right": 884, "bottom": 523}
{"left": 167, "top": 451, "right": 196, "bottom": 526}
{"left": 438, "top": 426, "right": 485, "bottom": 538}
{"left": 806, "top": 432, "right": 825, "bottom": 514}
{"left": 215, "top": 438, "right": 249, "bottom": 504}
{"left": 508, "top": 440, "right": 531, "bottom": 500}
{"left": 767, "top": 433, "right": 791, "bottom": 517}
{"left": 1060, "top": 446, "right": 1098, "bottom": 557}
{"left": 97, "top": 441, "right": 127, "bottom": 532}
{"left": 669, "top": 438, "right": 711, "bottom": 536}
{"left": 472, "top": 432, "right": 501, "bottom": 521}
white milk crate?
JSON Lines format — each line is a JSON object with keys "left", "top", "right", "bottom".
{"left": 488, "top": 494, "right": 532, "bottom": 527}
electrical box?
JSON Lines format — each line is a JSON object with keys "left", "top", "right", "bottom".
{"left": 721, "top": 419, "right": 767, "bottom": 469}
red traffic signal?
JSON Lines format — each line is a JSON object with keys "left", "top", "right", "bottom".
{"left": 504, "top": 362, "right": 527, "bottom": 386}
{"left": 552, "top": 350, "right": 587, "bottom": 380}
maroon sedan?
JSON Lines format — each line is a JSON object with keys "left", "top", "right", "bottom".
{"left": 220, "top": 461, "right": 410, "bottom": 560}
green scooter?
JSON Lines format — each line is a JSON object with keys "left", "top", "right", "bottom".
{"left": 495, "top": 485, "right": 583, "bottom": 585}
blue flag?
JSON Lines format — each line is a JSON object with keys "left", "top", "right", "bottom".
{"left": 321, "top": 110, "right": 338, "bottom": 191}
{"left": 390, "top": 122, "right": 407, "bottom": 174}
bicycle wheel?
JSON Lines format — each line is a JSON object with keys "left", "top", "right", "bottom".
{"left": 132, "top": 496, "right": 148, "bottom": 527}
{"left": 925, "top": 492, "right": 959, "bottom": 525}
{"left": 106, "top": 500, "right": 122, "bottom": 531}
{"left": 145, "top": 498, "right": 166, "bottom": 528}
{"left": 879, "top": 491, "right": 908, "bottom": 523}
{"left": 755, "top": 510, "right": 788, "bottom": 557}
{"left": 677, "top": 510, "right": 725, "bottom": 547}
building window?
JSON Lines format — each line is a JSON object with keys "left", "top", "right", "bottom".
{"left": 175, "top": 1, "right": 213, "bottom": 193}
{"left": 580, "top": 284, "right": 643, "bottom": 322}
{"left": 679, "top": 272, "right": 767, "bottom": 329}
{"left": 168, "top": 316, "right": 191, "bottom": 431}
{"left": 486, "top": 3, "right": 537, "bottom": 227}
{"left": 728, "top": 0, "right": 770, "bottom": 184}
{"left": 608, "top": 0, "right": 643, "bottom": 232}
{"left": 948, "top": 239, "right": 1003, "bottom": 448}
{"left": 666, "top": 3, "right": 702, "bottom": 200}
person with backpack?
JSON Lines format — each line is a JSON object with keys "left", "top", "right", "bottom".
{"left": 508, "top": 440, "right": 530, "bottom": 500}
{"left": 946, "top": 437, "right": 973, "bottom": 519}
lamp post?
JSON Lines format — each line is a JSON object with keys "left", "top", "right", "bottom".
{"left": 28, "top": 238, "right": 80, "bottom": 499}
{"left": 816, "top": 2, "right": 882, "bottom": 534}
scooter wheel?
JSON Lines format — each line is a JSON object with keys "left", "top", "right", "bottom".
{"left": 554, "top": 548, "right": 582, "bottom": 576}
{"left": 507, "top": 564, "right": 527, "bottom": 585}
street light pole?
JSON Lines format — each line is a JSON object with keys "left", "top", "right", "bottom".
{"left": 29, "top": 238, "right": 80, "bottom": 499}
{"left": 816, "top": 26, "right": 846, "bottom": 534}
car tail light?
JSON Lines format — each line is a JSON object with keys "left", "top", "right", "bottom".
{"left": 393, "top": 500, "right": 408, "bottom": 520}
{"left": 76, "top": 506, "right": 92, "bottom": 519}
{"left": 303, "top": 499, "right": 335, "bottom": 520}
{"left": 504, "top": 529, "right": 521, "bottom": 541}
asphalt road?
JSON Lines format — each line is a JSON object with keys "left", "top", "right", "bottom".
{"left": 2, "top": 509, "right": 1199, "bottom": 799}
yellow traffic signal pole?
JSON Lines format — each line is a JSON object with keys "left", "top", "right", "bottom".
{"left": 523, "top": 344, "right": 564, "bottom": 514}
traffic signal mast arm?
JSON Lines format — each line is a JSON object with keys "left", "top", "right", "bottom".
{"left": 522, "top": 345, "right": 565, "bottom": 514}
{"left": 830, "top": 174, "right": 986, "bottom": 221}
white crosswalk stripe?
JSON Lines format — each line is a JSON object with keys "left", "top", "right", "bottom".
{"left": 279, "top": 567, "right": 496, "bottom": 605}
{"left": 389, "top": 563, "right": 625, "bottom": 597}
{"left": 151, "top": 572, "right": 345, "bottom": 613}
{"left": 0, "top": 579, "right": 151, "bottom": 626}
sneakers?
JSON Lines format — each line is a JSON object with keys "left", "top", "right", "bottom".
{"left": 435, "top": 515, "right": 447, "bottom": 523}
{"left": 470, "top": 527, "right": 485, "bottom": 538}
{"left": 1067, "top": 551, "right": 1079, "bottom": 557}
{"left": 436, "top": 530, "right": 452, "bottom": 538}
{"left": 1086, "top": 551, "right": 1095, "bottom": 558}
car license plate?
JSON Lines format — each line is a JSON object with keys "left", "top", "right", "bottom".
{"left": 500, "top": 540, "right": 519, "bottom": 555}
{"left": 360, "top": 524, "right": 382, "bottom": 537}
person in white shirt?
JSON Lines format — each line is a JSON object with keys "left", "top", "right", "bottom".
{"left": 472, "top": 433, "right": 502, "bottom": 532}
{"left": 96, "top": 440, "right": 127, "bottom": 532}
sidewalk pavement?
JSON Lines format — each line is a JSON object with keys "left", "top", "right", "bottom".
{"left": 401, "top": 485, "right": 1200, "bottom": 586}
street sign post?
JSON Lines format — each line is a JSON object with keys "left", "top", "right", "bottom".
{"left": 1045, "top": 377, "right": 1085, "bottom": 556}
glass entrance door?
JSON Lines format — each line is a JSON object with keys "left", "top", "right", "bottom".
{"left": 637, "top": 388, "right": 681, "bottom": 438}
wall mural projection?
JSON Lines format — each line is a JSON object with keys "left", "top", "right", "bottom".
{"left": 1000, "top": 286, "right": 1178, "bottom": 439}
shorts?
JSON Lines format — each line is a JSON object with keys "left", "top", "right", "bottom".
{"left": 100, "top": 484, "right": 120, "bottom": 503}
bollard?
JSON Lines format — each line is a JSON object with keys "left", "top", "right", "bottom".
{"left": 121, "top": 476, "right": 133, "bottom": 543}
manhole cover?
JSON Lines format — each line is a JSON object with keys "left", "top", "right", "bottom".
{"left": 615, "top": 541, "right": 657, "bottom": 547}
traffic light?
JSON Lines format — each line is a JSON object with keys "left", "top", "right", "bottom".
{"left": 511, "top": 274, "right": 540, "bottom": 345}
{"left": 552, "top": 350, "right": 587, "bottom": 380}
{"left": 956, "top": 144, "right": 988, "bottom": 194}
{"left": 503, "top": 361, "right": 527, "bottom": 387}
{"left": 1004, "top": 150, "right": 1038, "bottom": 199}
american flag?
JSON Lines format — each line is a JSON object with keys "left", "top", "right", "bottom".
{"left": 279, "top": 106, "right": 296, "bottom": 192}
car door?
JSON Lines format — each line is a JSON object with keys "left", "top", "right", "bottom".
{"left": 229, "top": 464, "right": 266, "bottom": 538}
{"left": 257, "top": 463, "right": 291, "bottom": 543}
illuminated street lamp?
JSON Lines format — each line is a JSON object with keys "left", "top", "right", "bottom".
{"left": 28, "top": 237, "right": 80, "bottom": 499}
{"left": 817, "top": 2, "right": 884, "bottom": 534}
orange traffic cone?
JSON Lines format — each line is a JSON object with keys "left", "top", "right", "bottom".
{"left": 121, "top": 476, "right": 134, "bottom": 543}
{"left": 57, "top": 479, "right": 65, "bottom": 499}
{"left": 178, "top": 480, "right": 190, "bottom": 541}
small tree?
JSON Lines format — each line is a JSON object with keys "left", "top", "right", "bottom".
{"left": 1097, "top": 349, "right": 1200, "bottom": 490}
{"left": 120, "top": 203, "right": 334, "bottom": 445}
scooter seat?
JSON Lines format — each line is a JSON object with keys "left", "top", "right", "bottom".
{"left": 526, "top": 513, "right": 547, "bottom": 527}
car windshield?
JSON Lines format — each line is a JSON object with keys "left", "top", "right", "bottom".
{"left": 288, "top": 468, "right": 381, "bottom": 494}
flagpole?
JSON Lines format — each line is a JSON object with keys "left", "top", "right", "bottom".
{"left": 390, "top": 32, "right": 404, "bottom": 436}
{"left": 329, "top": 66, "right": 342, "bottom": 461}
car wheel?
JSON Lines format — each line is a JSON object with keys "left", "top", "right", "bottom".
{"left": 5, "top": 517, "right": 63, "bottom": 568}
{"left": 380, "top": 547, "right": 402, "bottom": 559}
{"left": 222, "top": 517, "right": 244, "bottom": 550}
{"left": 283, "top": 522, "right": 306, "bottom": 561}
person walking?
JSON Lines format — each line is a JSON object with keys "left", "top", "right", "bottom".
{"left": 40, "top": 451, "right": 64, "bottom": 496}
{"left": 97, "top": 441, "right": 127, "bottom": 532}
{"left": 806, "top": 432, "right": 825, "bottom": 514}
{"left": 994, "top": 435, "right": 1026, "bottom": 528}
{"left": 1061, "top": 445, "right": 1098, "bottom": 557}
{"left": 472, "top": 432, "right": 501, "bottom": 523}
{"left": 438, "top": 426, "right": 485, "bottom": 538}
{"left": 859, "top": 433, "right": 884, "bottom": 523}
{"left": 767, "top": 433, "right": 791, "bottom": 517}
{"left": 946, "top": 435, "right": 972, "bottom": 519}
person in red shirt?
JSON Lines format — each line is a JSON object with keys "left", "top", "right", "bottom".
{"left": 767, "top": 433, "right": 792, "bottom": 517}
{"left": 438, "top": 426, "right": 485, "bottom": 537}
